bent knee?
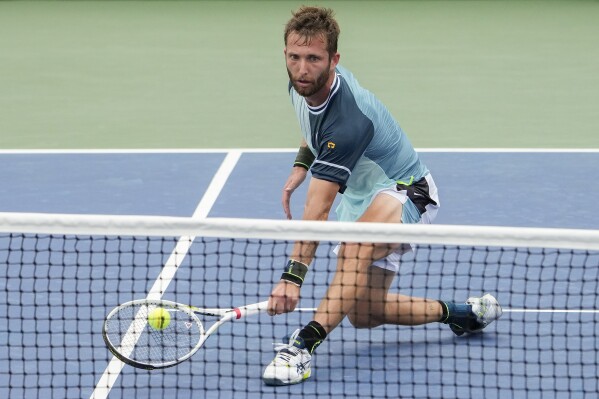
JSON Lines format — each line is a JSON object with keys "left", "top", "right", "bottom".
{"left": 347, "top": 311, "right": 383, "bottom": 329}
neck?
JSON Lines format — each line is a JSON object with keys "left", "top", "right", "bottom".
{"left": 305, "top": 72, "right": 336, "bottom": 107}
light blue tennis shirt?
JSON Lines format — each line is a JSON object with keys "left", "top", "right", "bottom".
{"left": 289, "top": 64, "right": 429, "bottom": 222}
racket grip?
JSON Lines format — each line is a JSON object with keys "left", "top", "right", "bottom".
{"left": 230, "top": 301, "right": 269, "bottom": 319}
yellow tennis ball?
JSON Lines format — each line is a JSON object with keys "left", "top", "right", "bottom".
{"left": 148, "top": 308, "right": 171, "bottom": 330}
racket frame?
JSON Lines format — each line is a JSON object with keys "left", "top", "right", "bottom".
{"left": 102, "top": 298, "right": 269, "bottom": 370}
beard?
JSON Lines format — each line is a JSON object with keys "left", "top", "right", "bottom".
{"left": 287, "top": 62, "right": 331, "bottom": 98}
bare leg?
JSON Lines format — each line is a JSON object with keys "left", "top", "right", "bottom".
{"left": 347, "top": 265, "right": 442, "bottom": 328}
{"left": 313, "top": 242, "right": 375, "bottom": 333}
{"left": 313, "top": 193, "right": 443, "bottom": 334}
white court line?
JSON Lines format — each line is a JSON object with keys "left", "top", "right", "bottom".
{"left": 417, "top": 148, "right": 599, "bottom": 153}
{"left": 0, "top": 148, "right": 295, "bottom": 154}
{"left": 90, "top": 150, "right": 242, "bottom": 399}
{"left": 0, "top": 147, "right": 599, "bottom": 154}
{"left": 297, "top": 308, "right": 599, "bottom": 313}
{"left": 504, "top": 309, "right": 599, "bottom": 313}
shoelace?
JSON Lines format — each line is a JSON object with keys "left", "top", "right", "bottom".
{"left": 273, "top": 342, "right": 293, "bottom": 352}
{"left": 271, "top": 329, "right": 301, "bottom": 353}
{"left": 273, "top": 348, "right": 295, "bottom": 363}
{"left": 272, "top": 332, "right": 303, "bottom": 364}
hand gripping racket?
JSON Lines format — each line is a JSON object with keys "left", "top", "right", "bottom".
{"left": 102, "top": 298, "right": 311, "bottom": 370}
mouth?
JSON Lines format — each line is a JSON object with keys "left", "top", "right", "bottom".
{"left": 295, "top": 79, "right": 312, "bottom": 86}
{"left": 295, "top": 79, "right": 312, "bottom": 87}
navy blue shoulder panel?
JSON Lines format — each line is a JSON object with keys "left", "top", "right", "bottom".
{"left": 309, "top": 78, "right": 374, "bottom": 193}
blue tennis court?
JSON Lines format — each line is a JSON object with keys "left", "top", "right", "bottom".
{"left": 3, "top": 150, "right": 599, "bottom": 226}
{"left": 2, "top": 0, "right": 598, "bottom": 397}
{"left": 1, "top": 149, "right": 598, "bottom": 399}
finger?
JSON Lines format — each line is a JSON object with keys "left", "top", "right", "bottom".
{"left": 275, "top": 300, "right": 285, "bottom": 315}
{"left": 282, "top": 192, "right": 293, "bottom": 219}
{"left": 282, "top": 201, "right": 291, "bottom": 219}
{"left": 266, "top": 297, "right": 275, "bottom": 316}
{"left": 268, "top": 296, "right": 281, "bottom": 316}
{"left": 284, "top": 208, "right": 292, "bottom": 220}
{"left": 285, "top": 299, "right": 297, "bottom": 313}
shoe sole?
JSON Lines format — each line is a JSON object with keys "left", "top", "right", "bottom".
{"left": 263, "top": 369, "right": 311, "bottom": 386}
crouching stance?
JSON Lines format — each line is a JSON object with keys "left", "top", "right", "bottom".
{"left": 263, "top": 6, "right": 502, "bottom": 386}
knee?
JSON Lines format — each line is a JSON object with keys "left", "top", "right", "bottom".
{"left": 339, "top": 243, "right": 375, "bottom": 271}
{"left": 347, "top": 311, "right": 383, "bottom": 329}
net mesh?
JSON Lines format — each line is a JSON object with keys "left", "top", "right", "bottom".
{"left": 1, "top": 212, "right": 599, "bottom": 399}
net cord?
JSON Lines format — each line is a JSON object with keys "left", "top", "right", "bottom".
{"left": 1, "top": 212, "right": 598, "bottom": 251}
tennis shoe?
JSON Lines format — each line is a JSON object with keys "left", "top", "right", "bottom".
{"left": 446, "top": 294, "right": 502, "bottom": 336}
{"left": 467, "top": 293, "right": 503, "bottom": 332}
{"left": 262, "top": 329, "right": 312, "bottom": 386}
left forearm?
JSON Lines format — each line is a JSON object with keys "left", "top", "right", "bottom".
{"left": 289, "top": 177, "right": 338, "bottom": 266}
{"left": 289, "top": 241, "right": 319, "bottom": 266}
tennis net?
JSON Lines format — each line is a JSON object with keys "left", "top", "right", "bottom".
{"left": 1, "top": 212, "right": 598, "bottom": 399}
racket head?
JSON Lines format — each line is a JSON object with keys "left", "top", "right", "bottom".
{"left": 102, "top": 299, "right": 205, "bottom": 370}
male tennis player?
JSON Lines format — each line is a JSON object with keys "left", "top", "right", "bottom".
{"left": 263, "top": 6, "right": 502, "bottom": 386}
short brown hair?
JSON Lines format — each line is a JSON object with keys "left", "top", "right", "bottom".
{"left": 284, "top": 6, "right": 340, "bottom": 55}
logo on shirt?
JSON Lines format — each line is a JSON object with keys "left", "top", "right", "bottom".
{"left": 327, "top": 141, "right": 336, "bottom": 149}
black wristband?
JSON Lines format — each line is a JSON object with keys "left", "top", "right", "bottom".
{"left": 293, "top": 146, "right": 315, "bottom": 171}
{"left": 280, "top": 259, "right": 309, "bottom": 287}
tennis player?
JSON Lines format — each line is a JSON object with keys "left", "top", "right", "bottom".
{"left": 263, "top": 6, "right": 502, "bottom": 386}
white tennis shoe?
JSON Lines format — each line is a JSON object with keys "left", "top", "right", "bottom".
{"left": 263, "top": 329, "right": 312, "bottom": 386}
{"left": 466, "top": 293, "right": 503, "bottom": 332}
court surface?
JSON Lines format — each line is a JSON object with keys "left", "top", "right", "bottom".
{"left": 1, "top": 149, "right": 598, "bottom": 399}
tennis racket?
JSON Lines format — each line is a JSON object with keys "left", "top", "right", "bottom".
{"left": 102, "top": 298, "right": 311, "bottom": 370}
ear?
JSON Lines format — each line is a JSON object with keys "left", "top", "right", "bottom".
{"left": 330, "top": 52, "right": 340, "bottom": 69}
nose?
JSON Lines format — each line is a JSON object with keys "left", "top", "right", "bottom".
{"left": 297, "top": 59, "right": 309, "bottom": 76}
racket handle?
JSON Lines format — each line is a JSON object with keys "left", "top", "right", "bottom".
{"left": 228, "top": 301, "right": 316, "bottom": 320}
{"left": 229, "top": 301, "right": 269, "bottom": 319}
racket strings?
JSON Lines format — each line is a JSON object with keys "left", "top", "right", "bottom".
{"left": 105, "top": 304, "right": 204, "bottom": 366}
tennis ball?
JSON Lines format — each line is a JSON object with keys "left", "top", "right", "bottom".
{"left": 148, "top": 308, "right": 171, "bottom": 330}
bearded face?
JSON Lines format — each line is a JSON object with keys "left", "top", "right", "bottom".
{"left": 287, "top": 59, "right": 332, "bottom": 98}
{"left": 284, "top": 32, "right": 339, "bottom": 105}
